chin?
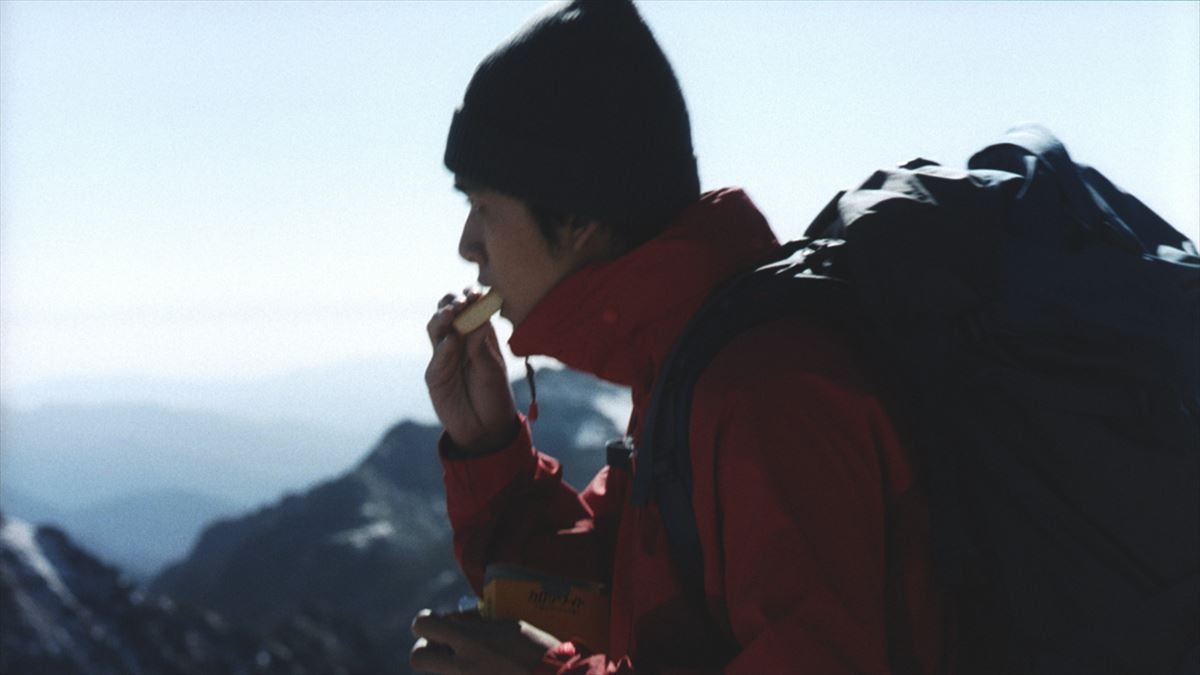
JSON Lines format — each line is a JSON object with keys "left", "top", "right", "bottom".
{"left": 499, "top": 305, "right": 525, "bottom": 327}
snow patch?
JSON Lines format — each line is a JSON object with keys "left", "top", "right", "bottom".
{"left": 574, "top": 419, "right": 612, "bottom": 449}
{"left": 330, "top": 520, "right": 396, "bottom": 550}
{"left": 1, "top": 518, "right": 77, "bottom": 608}
{"left": 0, "top": 517, "right": 94, "bottom": 665}
{"left": 360, "top": 500, "right": 388, "bottom": 520}
{"left": 593, "top": 389, "right": 632, "bottom": 434}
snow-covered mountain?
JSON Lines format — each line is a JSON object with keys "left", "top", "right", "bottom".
{"left": 0, "top": 514, "right": 367, "bottom": 675}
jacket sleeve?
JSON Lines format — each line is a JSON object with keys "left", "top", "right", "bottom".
{"left": 690, "top": 362, "right": 925, "bottom": 674}
{"left": 440, "top": 413, "right": 619, "bottom": 595}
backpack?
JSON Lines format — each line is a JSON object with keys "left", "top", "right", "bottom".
{"left": 628, "top": 125, "right": 1200, "bottom": 673}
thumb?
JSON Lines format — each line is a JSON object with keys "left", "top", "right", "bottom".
{"left": 465, "top": 322, "right": 504, "bottom": 362}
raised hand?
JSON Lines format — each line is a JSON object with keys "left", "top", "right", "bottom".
{"left": 425, "top": 290, "right": 519, "bottom": 455}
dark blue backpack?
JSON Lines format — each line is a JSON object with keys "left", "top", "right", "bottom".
{"left": 629, "top": 125, "right": 1200, "bottom": 673}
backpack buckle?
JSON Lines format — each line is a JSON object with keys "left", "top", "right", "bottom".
{"left": 605, "top": 437, "right": 634, "bottom": 470}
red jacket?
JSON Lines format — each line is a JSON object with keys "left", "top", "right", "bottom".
{"left": 440, "top": 189, "right": 945, "bottom": 674}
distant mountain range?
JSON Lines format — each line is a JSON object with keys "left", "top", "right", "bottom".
{"left": 2, "top": 356, "right": 438, "bottom": 441}
{"left": 0, "top": 403, "right": 377, "bottom": 582}
{"left": 0, "top": 361, "right": 631, "bottom": 584}
{"left": 0, "top": 404, "right": 369, "bottom": 511}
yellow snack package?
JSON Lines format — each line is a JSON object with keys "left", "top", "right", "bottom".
{"left": 480, "top": 563, "right": 609, "bottom": 651}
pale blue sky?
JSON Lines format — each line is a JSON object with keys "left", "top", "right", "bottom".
{"left": 1, "top": 0, "right": 1197, "bottom": 391}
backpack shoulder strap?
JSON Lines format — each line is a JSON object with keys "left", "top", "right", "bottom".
{"left": 631, "top": 239, "right": 854, "bottom": 650}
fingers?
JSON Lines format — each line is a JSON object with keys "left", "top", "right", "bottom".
{"left": 411, "top": 610, "right": 462, "bottom": 674}
{"left": 436, "top": 289, "right": 482, "bottom": 311}
{"left": 410, "top": 637, "right": 456, "bottom": 674}
{"left": 412, "top": 609, "right": 514, "bottom": 648}
{"left": 427, "top": 289, "right": 487, "bottom": 349}
{"left": 412, "top": 609, "right": 469, "bottom": 647}
{"left": 411, "top": 609, "right": 548, "bottom": 675}
{"left": 463, "top": 318, "right": 503, "bottom": 362}
{"left": 428, "top": 302, "right": 460, "bottom": 350}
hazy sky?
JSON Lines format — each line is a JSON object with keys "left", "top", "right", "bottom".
{"left": 2, "top": 0, "right": 1197, "bottom": 391}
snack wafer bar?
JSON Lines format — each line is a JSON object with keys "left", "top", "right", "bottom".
{"left": 452, "top": 290, "right": 503, "bottom": 334}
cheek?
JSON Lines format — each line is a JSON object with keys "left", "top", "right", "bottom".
{"left": 499, "top": 241, "right": 569, "bottom": 300}
{"left": 494, "top": 227, "right": 548, "bottom": 268}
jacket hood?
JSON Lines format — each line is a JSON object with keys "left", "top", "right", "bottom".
{"left": 509, "top": 188, "right": 779, "bottom": 394}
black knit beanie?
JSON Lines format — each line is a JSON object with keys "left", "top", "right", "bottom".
{"left": 444, "top": 0, "right": 700, "bottom": 240}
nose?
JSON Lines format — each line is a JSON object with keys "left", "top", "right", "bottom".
{"left": 458, "top": 213, "right": 485, "bottom": 265}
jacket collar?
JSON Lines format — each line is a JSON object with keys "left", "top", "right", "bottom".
{"left": 509, "top": 188, "right": 779, "bottom": 396}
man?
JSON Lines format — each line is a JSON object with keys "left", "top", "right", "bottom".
{"left": 412, "top": 1, "right": 944, "bottom": 673}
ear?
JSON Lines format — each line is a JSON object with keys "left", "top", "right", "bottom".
{"left": 565, "top": 219, "right": 611, "bottom": 256}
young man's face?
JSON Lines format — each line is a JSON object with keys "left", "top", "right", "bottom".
{"left": 455, "top": 183, "right": 581, "bottom": 326}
